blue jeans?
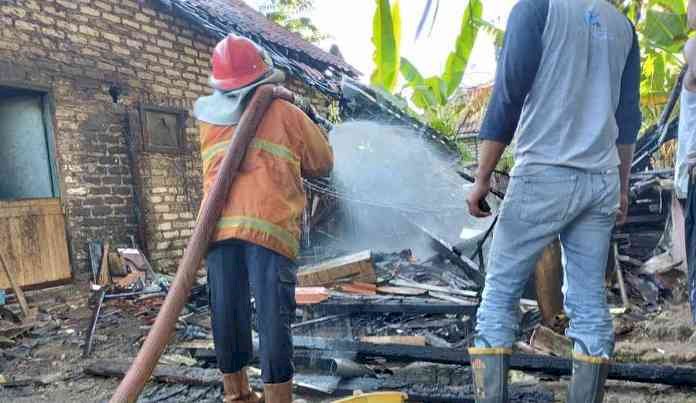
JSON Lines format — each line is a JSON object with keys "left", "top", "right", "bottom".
{"left": 207, "top": 239, "right": 297, "bottom": 383}
{"left": 475, "top": 166, "right": 619, "bottom": 357}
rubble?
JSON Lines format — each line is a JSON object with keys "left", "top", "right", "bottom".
{"left": 1, "top": 199, "right": 695, "bottom": 402}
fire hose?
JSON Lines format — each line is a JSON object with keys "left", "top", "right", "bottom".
{"left": 110, "top": 84, "right": 320, "bottom": 402}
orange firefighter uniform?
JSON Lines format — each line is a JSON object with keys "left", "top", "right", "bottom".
{"left": 200, "top": 98, "right": 333, "bottom": 261}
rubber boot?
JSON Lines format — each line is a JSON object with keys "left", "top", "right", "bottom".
{"left": 263, "top": 380, "right": 293, "bottom": 403}
{"left": 468, "top": 347, "right": 511, "bottom": 403}
{"left": 223, "top": 369, "right": 263, "bottom": 403}
{"left": 567, "top": 353, "right": 609, "bottom": 403}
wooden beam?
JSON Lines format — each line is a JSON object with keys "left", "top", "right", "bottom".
{"left": 86, "top": 361, "right": 219, "bottom": 386}
{"left": 85, "top": 360, "right": 554, "bottom": 403}
{"left": 98, "top": 242, "right": 111, "bottom": 286}
{"left": 613, "top": 243, "right": 630, "bottom": 309}
{"left": 310, "top": 298, "right": 477, "bottom": 315}
{"left": 359, "top": 336, "right": 426, "bottom": 346}
{"left": 297, "top": 250, "right": 376, "bottom": 287}
{"left": 293, "top": 337, "right": 696, "bottom": 387}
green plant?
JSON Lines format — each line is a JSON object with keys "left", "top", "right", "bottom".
{"left": 370, "top": 0, "right": 483, "bottom": 127}
{"left": 632, "top": 0, "right": 689, "bottom": 128}
{"left": 258, "top": 0, "right": 327, "bottom": 43}
{"left": 370, "top": 0, "right": 401, "bottom": 92}
{"left": 399, "top": 0, "right": 483, "bottom": 114}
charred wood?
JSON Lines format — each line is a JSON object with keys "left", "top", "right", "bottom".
{"left": 308, "top": 298, "right": 477, "bottom": 316}
{"left": 293, "top": 337, "right": 696, "bottom": 387}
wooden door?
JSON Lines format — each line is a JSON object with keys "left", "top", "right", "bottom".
{"left": 0, "top": 199, "right": 71, "bottom": 289}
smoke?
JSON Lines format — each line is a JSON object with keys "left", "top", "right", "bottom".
{"left": 320, "top": 121, "right": 498, "bottom": 259}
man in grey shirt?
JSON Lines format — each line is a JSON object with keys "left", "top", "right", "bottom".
{"left": 466, "top": 1, "right": 641, "bottom": 402}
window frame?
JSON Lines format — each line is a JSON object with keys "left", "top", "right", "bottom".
{"left": 138, "top": 103, "right": 186, "bottom": 154}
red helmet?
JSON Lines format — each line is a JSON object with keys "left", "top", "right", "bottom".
{"left": 210, "top": 35, "right": 273, "bottom": 91}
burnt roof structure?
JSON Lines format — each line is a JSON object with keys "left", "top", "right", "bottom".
{"left": 152, "top": 0, "right": 360, "bottom": 97}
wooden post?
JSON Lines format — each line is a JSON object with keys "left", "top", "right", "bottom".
{"left": 613, "top": 243, "right": 630, "bottom": 309}
{"left": 0, "top": 253, "right": 31, "bottom": 320}
{"left": 98, "top": 242, "right": 111, "bottom": 286}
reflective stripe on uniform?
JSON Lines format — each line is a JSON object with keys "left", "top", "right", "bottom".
{"left": 201, "top": 140, "right": 230, "bottom": 169}
{"left": 217, "top": 216, "right": 299, "bottom": 256}
{"left": 201, "top": 139, "right": 299, "bottom": 168}
{"left": 250, "top": 139, "right": 299, "bottom": 166}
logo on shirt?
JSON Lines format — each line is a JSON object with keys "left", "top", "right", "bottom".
{"left": 585, "top": 7, "right": 610, "bottom": 39}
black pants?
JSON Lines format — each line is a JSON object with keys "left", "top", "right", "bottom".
{"left": 206, "top": 239, "right": 297, "bottom": 383}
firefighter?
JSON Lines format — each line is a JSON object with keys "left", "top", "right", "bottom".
{"left": 193, "top": 35, "right": 333, "bottom": 403}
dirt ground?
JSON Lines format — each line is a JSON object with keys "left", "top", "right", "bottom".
{"left": 1, "top": 284, "right": 695, "bottom": 403}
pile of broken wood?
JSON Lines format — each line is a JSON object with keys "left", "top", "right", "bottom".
{"left": 82, "top": 246, "right": 696, "bottom": 402}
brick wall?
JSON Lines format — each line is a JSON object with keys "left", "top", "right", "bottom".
{"left": 0, "top": 0, "right": 335, "bottom": 275}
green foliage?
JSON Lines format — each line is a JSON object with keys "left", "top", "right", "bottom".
{"left": 442, "top": 0, "right": 483, "bottom": 97}
{"left": 616, "top": 0, "right": 688, "bottom": 128}
{"left": 259, "top": 0, "right": 326, "bottom": 43}
{"left": 398, "top": 0, "right": 482, "bottom": 114}
{"left": 370, "top": 0, "right": 401, "bottom": 92}
{"left": 474, "top": 17, "right": 504, "bottom": 50}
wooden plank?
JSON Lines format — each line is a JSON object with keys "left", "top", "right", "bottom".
{"left": 311, "top": 299, "right": 477, "bottom": 316}
{"left": 613, "top": 243, "right": 630, "bottom": 309}
{"left": 45, "top": 209, "right": 71, "bottom": 284}
{"left": 297, "top": 250, "right": 376, "bottom": 287}
{"left": 86, "top": 361, "right": 219, "bottom": 386}
{"left": 338, "top": 282, "right": 377, "bottom": 295}
{"left": 98, "top": 242, "right": 111, "bottom": 286}
{"left": 360, "top": 336, "right": 426, "bottom": 346}
{"left": 390, "top": 279, "right": 478, "bottom": 298}
{"left": 0, "top": 198, "right": 62, "bottom": 218}
{"left": 0, "top": 198, "right": 71, "bottom": 289}
{"left": 376, "top": 286, "right": 427, "bottom": 296}
{"left": 428, "top": 291, "right": 474, "bottom": 305}
{"left": 295, "top": 287, "right": 330, "bottom": 305}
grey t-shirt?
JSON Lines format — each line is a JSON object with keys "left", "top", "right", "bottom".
{"left": 479, "top": 0, "right": 641, "bottom": 175}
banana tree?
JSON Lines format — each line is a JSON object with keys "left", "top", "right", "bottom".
{"left": 399, "top": 0, "right": 482, "bottom": 112}
{"left": 633, "top": 0, "right": 689, "bottom": 125}
{"left": 370, "top": 0, "right": 401, "bottom": 92}
{"left": 370, "top": 0, "right": 483, "bottom": 138}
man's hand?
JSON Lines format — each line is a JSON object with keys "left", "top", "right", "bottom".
{"left": 467, "top": 140, "right": 508, "bottom": 218}
{"left": 616, "top": 191, "right": 629, "bottom": 226}
{"left": 467, "top": 179, "right": 492, "bottom": 218}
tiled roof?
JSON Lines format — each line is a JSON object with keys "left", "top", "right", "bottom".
{"left": 154, "top": 0, "right": 360, "bottom": 97}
